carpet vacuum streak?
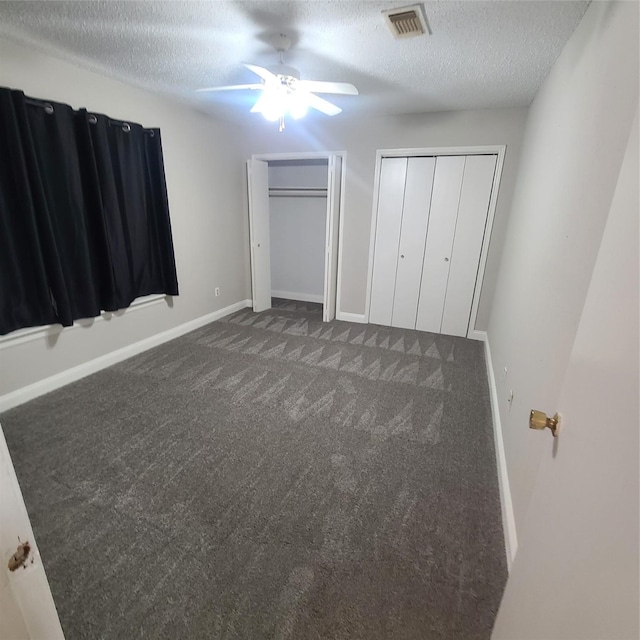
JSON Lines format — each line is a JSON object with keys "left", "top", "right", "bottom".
{"left": 1, "top": 299, "right": 507, "bottom": 639}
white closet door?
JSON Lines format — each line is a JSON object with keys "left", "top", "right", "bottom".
{"left": 391, "top": 157, "right": 436, "bottom": 329}
{"left": 247, "top": 158, "right": 272, "bottom": 312}
{"left": 415, "top": 156, "right": 466, "bottom": 333}
{"left": 323, "top": 156, "right": 342, "bottom": 322}
{"left": 441, "top": 155, "right": 496, "bottom": 336}
{"left": 369, "top": 157, "right": 407, "bottom": 326}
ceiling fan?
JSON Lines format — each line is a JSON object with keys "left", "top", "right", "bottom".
{"left": 196, "top": 34, "right": 358, "bottom": 131}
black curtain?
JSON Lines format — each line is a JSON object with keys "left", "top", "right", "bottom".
{"left": 0, "top": 88, "right": 178, "bottom": 335}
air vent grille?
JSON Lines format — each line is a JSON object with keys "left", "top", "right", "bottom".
{"left": 383, "top": 4, "right": 430, "bottom": 39}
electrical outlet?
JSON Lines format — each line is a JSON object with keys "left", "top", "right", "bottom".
{"left": 214, "top": 287, "right": 220, "bottom": 297}
{"left": 507, "top": 389, "right": 514, "bottom": 412}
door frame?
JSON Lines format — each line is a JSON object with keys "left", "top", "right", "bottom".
{"left": 364, "top": 145, "right": 506, "bottom": 339}
{"left": 248, "top": 151, "right": 347, "bottom": 318}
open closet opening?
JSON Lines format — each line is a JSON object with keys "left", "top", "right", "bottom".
{"left": 268, "top": 159, "right": 328, "bottom": 306}
{"left": 247, "top": 153, "right": 343, "bottom": 322}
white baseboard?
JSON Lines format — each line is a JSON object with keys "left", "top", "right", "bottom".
{"left": 0, "top": 299, "right": 252, "bottom": 413}
{"left": 271, "top": 290, "right": 324, "bottom": 304}
{"left": 336, "top": 311, "right": 368, "bottom": 324}
{"left": 481, "top": 331, "right": 518, "bottom": 571}
{"left": 469, "top": 328, "right": 487, "bottom": 341}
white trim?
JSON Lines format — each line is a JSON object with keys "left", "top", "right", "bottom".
{"left": 251, "top": 151, "right": 345, "bottom": 161}
{"left": 323, "top": 155, "right": 336, "bottom": 322}
{"left": 0, "top": 294, "right": 166, "bottom": 348}
{"left": 466, "top": 148, "right": 506, "bottom": 337}
{"left": 335, "top": 152, "right": 348, "bottom": 320}
{"left": 0, "top": 299, "right": 252, "bottom": 413}
{"left": 374, "top": 145, "right": 506, "bottom": 158}
{"left": 246, "top": 159, "right": 263, "bottom": 312}
{"left": 363, "top": 150, "right": 385, "bottom": 324}
{"left": 480, "top": 330, "right": 518, "bottom": 570}
{"left": 364, "top": 145, "right": 506, "bottom": 337}
{"left": 336, "top": 311, "right": 368, "bottom": 324}
{"left": 469, "top": 329, "right": 488, "bottom": 341}
{"left": 271, "top": 290, "right": 323, "bottom": 304}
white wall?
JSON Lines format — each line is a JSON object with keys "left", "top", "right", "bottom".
{"left": 0, "top": 38, "right": 248, "bottom": 396}
{"left": 268, "top": 162, "right": 327, "bottom": 301}
{"left": 269, "top": 197, "right": 326, "bottom": 300}
{"left": 486, "top": 1, "right": 639, "bottom": 534}
{"left": 242, "top": 107, "right": 528, "bottom": 325}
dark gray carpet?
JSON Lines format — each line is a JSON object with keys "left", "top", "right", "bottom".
{"left": 1, "top": 299, "right": 506, "bottom": 639}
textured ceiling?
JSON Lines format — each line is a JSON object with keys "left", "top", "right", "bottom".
{"left": 0, "top": 1, "right": 589, "bottom": 124}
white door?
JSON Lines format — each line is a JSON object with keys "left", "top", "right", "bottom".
{"left": 0, "top": 425, "right": 64, "bottom": 639}
{"left": 391, "top": 157, "right": 435, "bottom": 329}
{"left": 415, "top": 156, "right": 466, "bottom": 333}
{"left": 492, "top": 111, "right": 639, "bottom": 639}
{"left": 370, "top": 153, "right": 497, "bottom": 336}
{"left": 247, "top": 158, "right": 271, "bottom": 312}
{"left": 441, "top": 154, "right": 496, "bottom": 336}
{"left": 323, "top": 156, "right": 342, "bottom": 322}
{"left": 369, "top": 157, "right": 408, "bottom": 326}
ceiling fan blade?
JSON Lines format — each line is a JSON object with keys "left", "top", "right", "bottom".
{"left": 295, "top": 80, "right": 358, "bottom": 96}
{"left": 243, "top": 63, "right": 277, "bottom": 83}
{"left": 195, "top": 83, "right": 264, "bottom": 93}
{"left": 301, "top": 92, "right": 342, "bottom": 116}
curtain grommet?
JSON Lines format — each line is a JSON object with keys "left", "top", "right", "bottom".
{"left": 44, "top": 103, "right": 54, "bottom": 115}
{"left": 121, "top": 122, "right": 131, "bottom": 133}
{"left": 88, "top": 114, "right": 98, "bottom": 125}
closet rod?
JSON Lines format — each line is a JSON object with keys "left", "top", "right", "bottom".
{"left": 268, "top": 187, "right": 328, "bottom": 198}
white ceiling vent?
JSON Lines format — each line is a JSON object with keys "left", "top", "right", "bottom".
{"left": 382, "top": 4, "right": 430, "bottom": 39}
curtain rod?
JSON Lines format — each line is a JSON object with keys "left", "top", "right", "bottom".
{"left": 24, "top": 97, "right": 155, "bottom": 135}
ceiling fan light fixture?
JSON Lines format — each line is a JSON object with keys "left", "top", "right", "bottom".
{"left": 262, "top": 94, "right": 285, "bottom": 122}
{"left": 254, "top": 85, "right": 309, "bottom": 123}
{"left": 196, "top": 32, "right": 357, "bottom": 130}
{"left": 289, "top": 93, "right": 309, "bottom": 120}
{"left": 259, "top": 88, "right": 287, "bottom": 122}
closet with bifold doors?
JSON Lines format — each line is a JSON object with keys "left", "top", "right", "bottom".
{"left": 368, "top": 152, "right": 499, "bottom": 338}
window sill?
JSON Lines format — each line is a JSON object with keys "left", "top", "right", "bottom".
{"left": 0, "top": 294, "right": 168, "bottom": 348}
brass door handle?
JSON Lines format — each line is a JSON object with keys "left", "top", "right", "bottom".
{"left": 529, "top": 410, "right": 561, "bottom": 437}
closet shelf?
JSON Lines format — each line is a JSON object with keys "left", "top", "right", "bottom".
{"left": 268, "top": 187, "right": 328, "bottom": 198}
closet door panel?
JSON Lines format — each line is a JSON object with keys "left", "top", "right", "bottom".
{"left": 441, "top": 154, "right": 497, "bottom": 337}
{"left": 392, "top": 157, "right": 436, "bottom": 329}
{"left": 324, "top": 156, "right": 341, "bottom": 322}
{"left": 369, "top": 157, "right": 407, "bottom": 326}
{"left": 415, "top": 156, "right": 466, "bottom": 333}
{"left": 247, "top": 158, "right": 272, "bottom": 312}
